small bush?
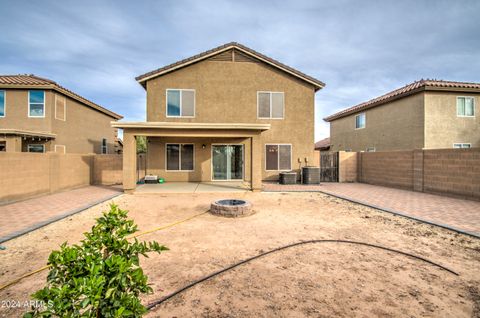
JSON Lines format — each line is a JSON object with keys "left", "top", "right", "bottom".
{"left": 25, "top": 204, "right": 168, "bottom": 317}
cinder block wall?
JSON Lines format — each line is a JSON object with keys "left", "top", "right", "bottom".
{"left": 358, "top": 151, "right": 413, "bottom": 189}
{"left": 423, "top": 148, "right": 480, "bottom": 200}
{"left": 351, "top": 148, "right": 480, "bottom": 200}
{"left": 0, "top": 153, "right": 126, "bottom": 203}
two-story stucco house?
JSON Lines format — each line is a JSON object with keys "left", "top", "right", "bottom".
{"left": 324, "top": 80, "right": 480, "bottom": 152}
{"left": 0, "top": 74, "right": 123, "bottom": 154}
{"left": 114, "top": 42, "right": 325, "bottom": 191}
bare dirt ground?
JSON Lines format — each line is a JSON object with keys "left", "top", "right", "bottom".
{"left": 0, "top": 192, "right": 479, "bottom": 317}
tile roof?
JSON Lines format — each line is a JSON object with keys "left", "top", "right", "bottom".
{"left": 324, "top": 79, "right": 480, "bottom": 122}
{"left": 0, "top": 74, "right": 122, "bottom": 119}
{"left": 135, "top": 42, "right": 325, "bottom": 90}
{"left": 315, "top": 137, "right": 330, "bottom": 150}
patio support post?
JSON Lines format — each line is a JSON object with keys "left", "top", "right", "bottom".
{"left": 251, "top": 134, "right": 262, "bottom": 191}
{"left": 123, "top": 131, "right": 137, "bottom": 193}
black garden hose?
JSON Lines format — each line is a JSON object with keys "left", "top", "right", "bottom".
{"left": 147, "top": 239, "right": 458, "bottom": 310}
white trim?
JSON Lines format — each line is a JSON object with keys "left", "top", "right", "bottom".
{"left": 210, "top": 143, "right": 245, "bottom": 181}
{"left": 453, "top": 143, "right": 471, "bottom": 149}
{"left": 265, "top": 143, "right": 292, "bottom": 171}
{"left": 165, "top": 143, "right": 195, "bottom": 172}
{"left": 0, "top": 90, "right": 5, "bottom": 117}
{"left": 456, "top": 96, "right": 475, "bottom": 117}
{"left": 166, "top": 89, "right": 196, "bottom": 118}
{"left": 54, "top": 94, "right": 66, "bottom": 121}
{"left": 28, "top": 90, "right": 45, "bottom": 118}
{"left": 54, "top": 144, "right": 66, "bottom": 154}
{"left": 355, "top": 112, "right": 366, "bottom": 129}
{"left": 27, "top": 144, "right": 45, "bottom": 153}
{"left": 257, "top": 91, "right": 285, "bottom": 119}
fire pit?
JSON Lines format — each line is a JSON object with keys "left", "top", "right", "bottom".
{"left": 210, "top": 199, "right": 253, "bottom": 217}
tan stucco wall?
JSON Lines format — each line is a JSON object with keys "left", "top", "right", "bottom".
{"left": 330, "top": 93, "right": 425, "bottom": 152}
{"left": 144, "top": 58, "right": 316, "bottom": 180}
{"left": 424, "top": 92, "right": 480, "bottom": 148}
{"left": 0, "top": 89, "right": 118, "bottom": 154}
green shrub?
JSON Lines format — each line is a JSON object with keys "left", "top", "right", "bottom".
{"left": 24, "top": 204, "right": 168, "bottom": 317}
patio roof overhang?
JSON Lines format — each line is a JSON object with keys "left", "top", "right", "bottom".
{"left": 111, "top": 121, "right": 271, "bottom": 131}
{"left": 0, "top": 129, "right": 56, "bottom": 139}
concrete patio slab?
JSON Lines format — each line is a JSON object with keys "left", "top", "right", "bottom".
{"left": 135, "top": 182, "right": 249, "bottom": 194}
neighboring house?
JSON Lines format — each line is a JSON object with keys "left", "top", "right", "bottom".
{"left": 113, "top": 42, "right": 325, "bottom": 191}
{"left": 0, "top": 75, "right": 122, "bottom": 153}
{"left": 324, "top": 79, "right": 480, "bottom": 152}
{"left": 314, "top": 137, "right": 330, "bottom": 166}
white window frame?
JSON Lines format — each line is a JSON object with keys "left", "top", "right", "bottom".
{"left": 165, "top": 143, "right": 195, "bottom": 172}
{"left": 55, "top": 145, "right": 66, "bottom": 153}
{"left": 28, "top": 90, "right": 45, "bottom": 118}
{"left": 101, "top": 138, "right": 108, "bottom": 154}
{"left": 166, "top": 89, "right": 195, "bottom": 118}
{"left": 28, "top": 144, "right": 45, "bottom": 153}
{"left": 55, "top": 94, "right": 66, "bottom": 121}
{"left": 456, "top": 96, "right": 475, "bottom": 117}
{"left": 0, "top": 90, "right": 5, "bottom": 117}
{"left": 453, "top": 143, "right": 471, "bottom": 149}
{"left": 257, "top": 91, "right": 285, "bottom": 119}
{"left": 355, "top": 113, "right": 366, "bottom": 129}
{"left": 366, "top": 147, "right": 376, "bottom": 152}
{"left": 265, "top": 143, "right": 292, "bottom": 171}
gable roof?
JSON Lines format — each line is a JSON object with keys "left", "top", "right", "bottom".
{"left": 0, "top": 74, "right": 123, "bottom": 119}
{"left": 135, "top": 42, "right": 325, "bottom": 91}
{"left": 324, "top": 79, "right": 480, "bottom": 122}
{"left": 315, "top": 137, "right": 330, "bottom": 150}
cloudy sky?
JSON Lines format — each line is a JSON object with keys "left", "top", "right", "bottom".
{"left": 1, "top": 0, "right": 479, "bottom": 141}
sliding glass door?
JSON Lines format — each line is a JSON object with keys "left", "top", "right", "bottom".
{"left": 212, "top": 145, "right": 243, "bottom": 180}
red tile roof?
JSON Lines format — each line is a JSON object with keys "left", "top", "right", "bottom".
{"left": 135, "top": 42, "right": 325, "bottom": 90}
{"left": 324, "top": 79, "right": 480, "bottom": 122}
{"left": 315, "top": 137, "right": 330, "bottom": 150}
{"left": 0, "top": 74, "right": 122, "bottom": 119}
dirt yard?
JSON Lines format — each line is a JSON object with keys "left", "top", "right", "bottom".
{"left": 0, "top": 192, "right": 479, "bottom": 317}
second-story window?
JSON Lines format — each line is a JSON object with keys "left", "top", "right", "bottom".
{"left": 258, "top": 92, "right": 284, "bottom": 119}
{"left": 29, "top": 90, "right": 45, "bottom": 117}
{"left": 0, "top": 91, "right": 5, "bottom": 117}
{"left": 457, "top": 97, "right": 475, "bottom": 117}
{"left": 355, "top": 113, "right": 366, "bottom": 129}
{"left": 166, "top": 89, "right": 195, "bottom": 117}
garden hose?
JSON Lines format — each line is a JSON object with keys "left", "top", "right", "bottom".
{"left": 147, "top": 239, "right": 459, "bottom": 310}
{"left": 0, "top": 211, "right": 209, "bottom": 292}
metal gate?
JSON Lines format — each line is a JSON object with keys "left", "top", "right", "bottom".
{"left": 320, "top": 152, "right": 339, "bottom": 182}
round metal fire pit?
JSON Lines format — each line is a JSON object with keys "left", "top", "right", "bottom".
{"left": 210, "top": 199, "right": 253, "bottom": 217}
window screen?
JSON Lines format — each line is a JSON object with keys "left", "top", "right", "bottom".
{"left": 266, "top": 144, "right": 292, "bottom": 171}
{"left": 167, "top": 89, "right": 195, "bottom": 117}
{"left": 355, "top": 113, "right": 366, "bottom": 129}
{"left": 29, "top": 90, "right": 45, "bottom": 117}
{"left": 278, "top": 145, "right": 291, "bottom": 170}
{"left": 167, "top": 144, "right": 194, "bottom": 170}
{"left": 0, "top": 91, "right": 4, "bottom": 117}
{"left": 457, "top": 97, "right": 475, "bottom": 116}
{"left": 258, "top": 92, "right": 284, "bottom": 119}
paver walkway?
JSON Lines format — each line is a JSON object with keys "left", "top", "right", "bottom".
{"left": 263, "top": 182, "right": 480, "bottom": 237}
{"left": 0, "top": 186, "right": 122, "bottom": 243}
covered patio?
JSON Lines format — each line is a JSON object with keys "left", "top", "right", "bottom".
{"left": 112, "top": 122, "right": 271, "bottom": 192}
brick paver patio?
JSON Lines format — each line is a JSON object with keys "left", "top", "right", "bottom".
{"left": 263, "top": 182, "right": 480, "bottom": 237}
{"left": 0, "top": 186, "right": 122, "bottom": 243}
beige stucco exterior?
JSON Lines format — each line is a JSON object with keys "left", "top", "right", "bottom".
{"left": 118, "top": 46, "right": 321, "bottom": 191}
{"left": 0, "top": 88, "right": 121, "bottom": 154}
{"left": 329, "top": 90, "right": 480, "bottom": 151}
